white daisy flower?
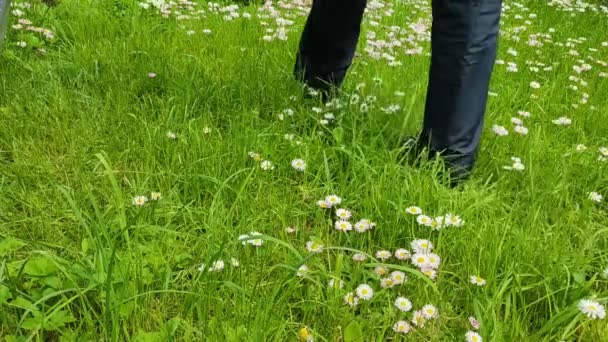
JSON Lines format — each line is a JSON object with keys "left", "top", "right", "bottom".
{"left": 336, "top": 208, "right": 352, "bottom": 220}
{"left": 230, "top": 258, "right": 240, "bottom": 267}
{"left": 374, "top": 266, "right": 389, "bottom": 277}
{"left": 434, "top": 216, "right": 445, "bottom": 229}
{"left": 552, "top": 117, "right": 572, "bottom": 126}
{"left": 445, "top": 214, "right": 465, "bottom": 227}
{"left": 412, "top": 253, "right": 430, "bottom": 268}
{"left": 380, "top": 277, "right": 395, "bottom": 289}
{"left": 334, "top": 220, "right": 352, "bottom": 232}
{"left": 588, "top": 192, "right": 603, "bottom": 203}
{"left": 421, "top": 267, "right": 437, "bottom": 280}
{"left": 576, "top": 144, "right": 587, "bottom": 152}
{"left": 132, "top": 196, "right": 148, "bottom": 206}
{"left": 518, "top": 110, "right": 531, "bottom": 117}
{"left": 578, "top": 299, "right": 605, "bottom": 320}
{"left": 394, "top": 297, "right": 412, "bottom": 312}
{"left": 317, "top": 200, "right": 330, "bottom": 209}
{"left": 166, "top": 132, "right": 177, "bottom": 139}
{"left": 411, "top": 239, "right": 433, "bottom": 253}
{"left": 248, "top": 231, "right": 263, "bottom": 246}
{"left": 238, "top": 234, "right": 250, "bottom": 246}
{"left": 355, "top": 284, "right": 374, "bottom": 300}
{"left": 296, "top": 265, "right": 310, "bottom": 277}
{"left": 392, "top": 320, "right": 411, "bottom": 334}
{"left": 305, "top": 241, "right": 324, "bottom": 253}
{"left": 354, "top": 220, "right": 370, "bottom": 233}
{"left": 405, "top": 206, "right": 423, "bottom": 215}
{"left": 375, "top": 250, "right": 392, "bottom": 260}
{"left": 422, "top": 304, "right": 438, "bottom": 319}
{"left": 529, "top": 81, "right": 541, "bottom": 89}
{"left": 470, "top": 275, "right": 487, "bottom": 286}
{"left": 291, "top": 159, "right": 306, "bottom": 172}
{"left": 511, "top": 117, "right": 524, "bottom": 125}
{"left": 601, "top": 268, "right": 608, "bottom": 279}
{"left": 600, "top": 147, "right": 608, "bottom": 157}
{"left": 391, "top": 271, "right": 407, "bottom": 285}
{"left": 260, "top": 160, "right": 275, "bottom": 171}
{"left": 150, "top": 192, "right": 162, "bottom": 201}
{"left": 469, "top": 316, "right": 481, "bottom": 330}
{"left": 344, "top": 292, "right": 359, "bottom": 307}
{"left": 427, "top": 253, "right": 441, "bottom": 269}
{"left": 325, "top": 195, "right": 342, "bottom": 206}
{"left": 248, "top": 151, "right": 261, "bottom": 161}
{"left": 394, "top": 249, "right": 411, "bottom": 260}
{"left": 492, "top": 125, "right": 509, "bottom": 136}
{"left": 514, "top": 125, "right": 529, "bottom": 135}
{"left": 210, "top": 260, "right": 224, "bottom": 272}
{"left": 416, "top": 215, "right": 433, "bottom": 227}
{"left": 465, "top": 331, "right": 483, "bottom": 342}
{"left": 411, "top": 310, "right": 426, "bottom": 327}
{"left": 328, "top": 279, "right": 344, "bottom": 289}
{"left": 352, "top": 253, "right": 367, "bottom": 262}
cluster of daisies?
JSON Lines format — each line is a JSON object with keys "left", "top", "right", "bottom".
{"left": 10, "top": 1, "right": 55, "bottom": 52}
{"left": 405, "top": 206, "right": 465, "bottom": 231}
{"left": 491, "top": 110, "right": 532, "bottom": 137}
{"left": 238, "top": 231, "right": 264, "bottom": 247}
{"left": 132, "top": 192, "right": 162, "bottom": 206}
{"left": 342, "top": 283, "right": 440, "bottom": 336}
{"left": 578, "top": 146, "right": 608, "bottom": 162}
{"left": 198, "top": 257, "right": 240, "bottom": 273}
{"left": 248, "top": 151, "right": 275, "bottom": 171}
{"left": 246, "top": 151, "right": 308, "bottom": 173}
{"left": 315, "top": 195, "right": 376, "bottom": 234}
{"left": 503, "top": 157, "right": 525, "bottom": 171}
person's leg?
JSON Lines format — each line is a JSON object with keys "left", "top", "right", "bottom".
{"left": 294, "top": 0, "right": 368, "bottom": 92}
{"left": 420, "top": 0, "right": 503, "bottom": 182}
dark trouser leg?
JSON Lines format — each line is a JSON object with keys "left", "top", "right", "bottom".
{"left": 421, "top": 0, "right": 502, "bottom": 181}
{"left": 294, "top": 0, "right": 368, "bottom": 91}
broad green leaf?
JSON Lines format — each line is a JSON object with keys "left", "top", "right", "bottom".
{"left": 81, "top": 238, "right": 90, "bottom": 254}
{"left": 44, "top": 310, "right": 76, "bottom": 331}
{"left": 0, "top": 238, "right": 25, "bottom": 256}
{"left": 344, "top": 321, "right": 363, "bottom": 342}
{"left": 12, "top": 296, "right": 38, "bottom": 312}
{"left": 24, "top": 257, "right": 57, "bottom": 277}
{"left": 333, "top": 126, "right": 345, "bottom": 144}
{"left": 21, "top": 311, "right": 44, "bottom": 330}
{"left": 0, "top": 285, "right": 12, "bottom": 304}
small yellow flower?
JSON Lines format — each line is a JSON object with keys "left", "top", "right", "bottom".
{"left": 298, "top": 327, "right": 313, "bottom": 342}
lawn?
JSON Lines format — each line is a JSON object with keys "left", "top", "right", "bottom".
{"left": 1, "top": 0, "right": 607, "bottom": 341}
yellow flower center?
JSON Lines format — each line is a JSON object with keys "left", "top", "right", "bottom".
{"left": 472, "top": 337, "right": 478, "bottom": 342}
{"left": 417, "top": 257, "right": 425, "bottom": 263}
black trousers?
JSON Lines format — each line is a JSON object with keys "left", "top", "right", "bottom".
{"left": 295, "top": 0, "right": 503, "bottom": 174}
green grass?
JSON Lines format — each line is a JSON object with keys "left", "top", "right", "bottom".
{"left": 1, "top": 0, "right": 608, "bottom": 341}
